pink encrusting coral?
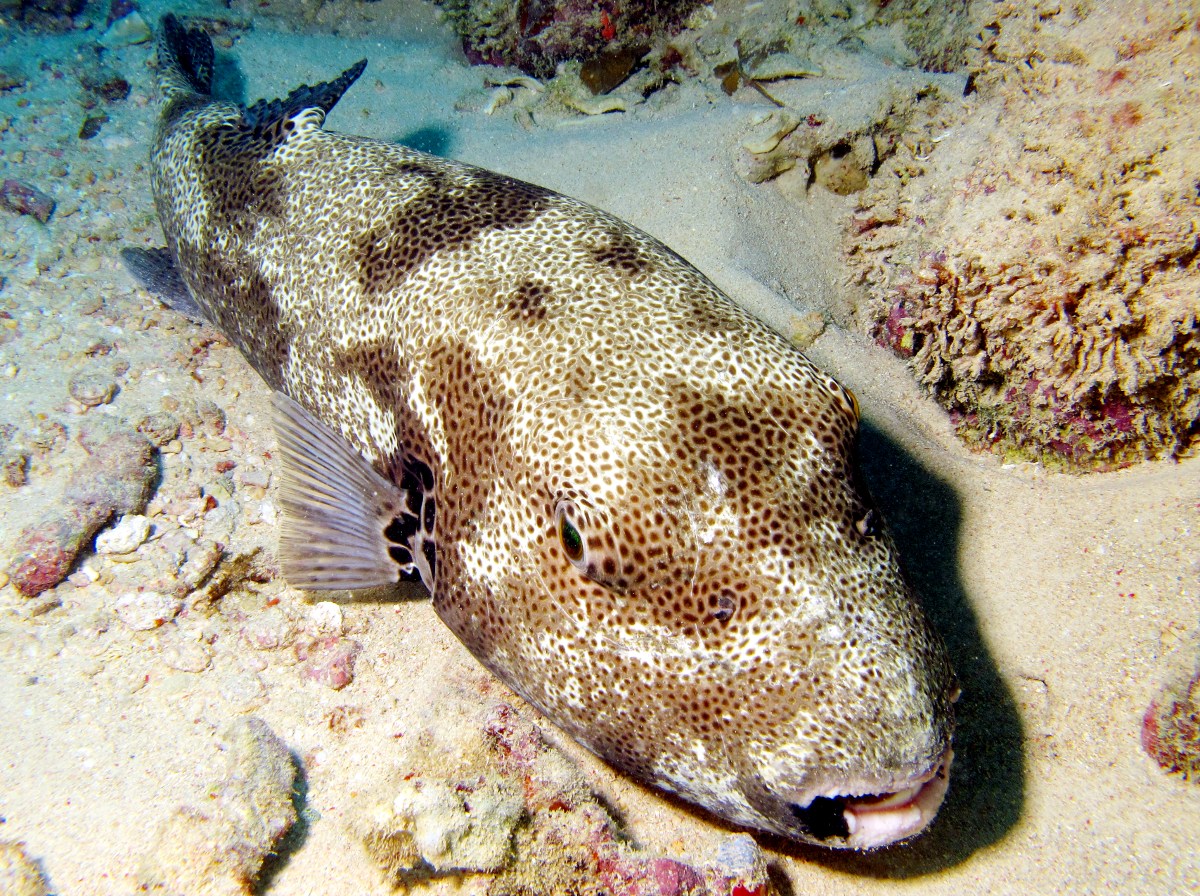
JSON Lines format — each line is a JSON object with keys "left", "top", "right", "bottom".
{"left": 9, "top": 430, "right": 157, "bottom": 596}
{"left": 1142, "top": 639, "right": 1200, "bottom": 783}
{"left": 436, "top": 0, "right": 701, "bottom": 79}
{"left": 847, "top": 1, "right": 1199, "bottom": 470}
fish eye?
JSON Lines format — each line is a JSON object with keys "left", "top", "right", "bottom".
{"left": 555, "top": 501, "right": 587, "bottom": 567}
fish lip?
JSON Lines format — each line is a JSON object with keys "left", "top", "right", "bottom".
{"left": 788, "top": 747, "right": 953, "bottom": 849}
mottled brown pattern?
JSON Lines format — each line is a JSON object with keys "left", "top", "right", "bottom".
{"left": 354, "top": 168, "right": 550, "bottom": 298}
{"left": 589, "top": 226, "right": 657, "bottom": 274}
{"left": 174, "top": 239, "right": 291, "bottom": 389}
{"left": 146, "top": 16, "right": 954, "bottom": 847}
{"left": 196, "top": 121, "right": 290, "bottom": 230}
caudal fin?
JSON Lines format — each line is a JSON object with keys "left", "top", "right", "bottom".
{"left": 157, "top": 13, "right": 214, "bottom": 101}
{"left": 156, "top": 13, "right": 366, "bottom": 131}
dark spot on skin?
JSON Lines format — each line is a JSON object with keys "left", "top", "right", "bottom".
{"left": 502, "top": 278, "right": 551, "bottom": 322}
{"left": 174, "top": 240, "right": 291, "bottom": 389}
{"left": 384, "top": 518, "right": 410, "bottom": 544}
{"left": 687, "top": 298, "right": 752, "bottom": 336}
{"left": 353, "top": 167, "right": 551, "bottom": 297}
{"left": 590, "top": 228, "right": 653, "bottom": 274}
{"left": 422, "top": 339, "right": 514, "bottom": 627}
{"left": 194, "top": 121, "right": 290, "bottom": 231}
{"left": 380, "top": 459, "right": 437, "bottom": 584}
{"left": 330, "top": 339, "right": 439, "bottom": 482}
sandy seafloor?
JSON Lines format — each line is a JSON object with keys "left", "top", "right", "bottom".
{"left": 0, "top": 1, "right": 1197, "bottom": 893}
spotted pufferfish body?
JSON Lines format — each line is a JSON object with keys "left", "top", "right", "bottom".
{"left": 137, "top": 15, "right": 955, "bottom": 848}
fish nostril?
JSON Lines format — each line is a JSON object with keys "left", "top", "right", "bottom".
{"left": 789, "top": 796, "right": 850, "bottom": 841}
{"left": 855, "top": 509, "right": 879, "bottom": 538}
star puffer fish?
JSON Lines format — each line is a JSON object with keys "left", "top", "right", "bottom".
{"left": 125, "top": 14, "right": 957, "bottom": 849}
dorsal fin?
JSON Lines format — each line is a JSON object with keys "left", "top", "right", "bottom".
{"left": 156, "top": 14, "right": 365, "bottom": 133}
{"left": 243, "top": 58, "right": 367, "bottom": 131}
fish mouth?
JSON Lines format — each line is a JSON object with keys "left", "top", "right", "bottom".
{"left": 788, "top": 748, "right": 953, "bottom": 849}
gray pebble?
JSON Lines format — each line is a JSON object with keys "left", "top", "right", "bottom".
{"left": 69, "top": 373, "right": 117, "bottom": 407}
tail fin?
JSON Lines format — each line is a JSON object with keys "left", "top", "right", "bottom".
{"left": 157, "top": 14, "right": 214, "bottom": 102}
{"left": 156, "top": 13, "right": 366, "bottom": 130}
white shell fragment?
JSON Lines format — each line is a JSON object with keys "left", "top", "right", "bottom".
{"left": 563, "top": 93, "right": 628, "bottom": 115}
{"left": 749, "top": 52, "right": 823, "bottom": 81}
{"left": 483, "top": 73, "right": 545, "bottom": 94}
{"left": 307, "top": 600, "right": 344, "bottom": 638}
{"left": 96, "top": 514, "right": 152, "bottom": 555}
{"left": 100, "top": 11, "right": 152, "bottom": 48}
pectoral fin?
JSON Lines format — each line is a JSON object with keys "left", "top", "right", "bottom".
{"left": 271, "top": 390, "right": 417, "bottom": 590}
{"left": 120, "top": 246, "right": 209, "bottom": 325}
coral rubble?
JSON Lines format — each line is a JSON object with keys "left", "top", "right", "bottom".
{"left": 355, "top": 703, "right": 770, "bottom": 894}
{"left": 437, "top": 0, "right": 702, "bottom": 79}
{"left": 846, "top": 0, "right": 1199, "bottom": 469}
{"left": 139, "top": 718, "right": 300, "bottom": 896}
{"left": 9, "top": 430, "right": 157, "bottom": 596}
{"left": 1142, "top": 635, "right": 1200, "bottom": 782}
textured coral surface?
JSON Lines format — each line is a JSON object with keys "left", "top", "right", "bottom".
{"left": 1142, "top": 637, "right": 1200, "bottom": 782}
{"left": 847, "top": 0, "right": 1200, "bottom": 470}
{"left": 438, "top": 0, "right": 701, "bottom": 78}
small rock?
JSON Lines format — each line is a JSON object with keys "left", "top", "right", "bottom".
{"left": 79, "top": 114, "right": 107, "bottom": 140}
{"left": 1142, "top": 643, "right": 1200, "bottom": 781}
{"left": 1, "top": 179, "right": 55, "bottom": 224}
{"left": 10, "top": 517, "right": 91, "bottom": 598}
{"left": 3, "top": 450, "right": 29, "bottom": 487}
{"left": 235, "top": 468, "right": 269, "bottom": 489}
{"left": 140, "top": 718, "right": 298, "bottom": 894}
{"left": 218, "top": 670, "right": 267, "bottom": 707}
{"left": 69, "top": 372, "right": 118, "bottom": 407}
{"left": 79, "top": 66, "right": 130, "bottom": 103}
{"left": 360, "top": 776, "right": 524, "bottom": 879}
{"left": 161, "top": 638, "right": 212, "bottom": 673}
{"left": 63, "top": 430, "right": 157, "bottom": 518}
{"left": 99, "top": 10, "right": 151, "bottom": 47}
{"left": 306, "top": 601, "right": 343, "bottom": 638}
{"left": 298, "top": 637, "right": 361, "bottom": 690}
{"left": 96, "top": 514, "right": 152, "bottom": 554}
{"left": 137, "top": 411, "right": 181, "bottom": 447}
{"left": 196, "top": 399, "right": 226, "bottom": 435}
{"left": 114, "top": 590, "right": 182, "bottom": 630}
{"left": 242, "top": 607, "right": 294, "bottom": 651}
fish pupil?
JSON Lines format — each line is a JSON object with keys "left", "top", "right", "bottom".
{"left": 560, "top": 517, "right": 584, "bottom": 561}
